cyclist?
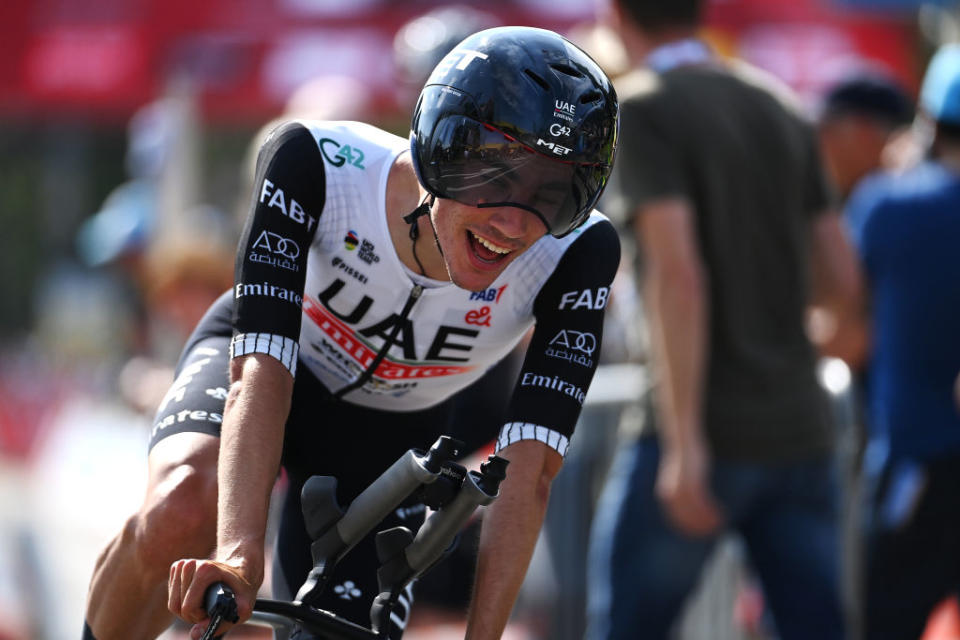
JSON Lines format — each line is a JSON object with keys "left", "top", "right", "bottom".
{"left": 83, "top": 26, "right": 620, "bottom": 640}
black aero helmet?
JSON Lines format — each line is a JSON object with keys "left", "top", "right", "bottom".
{"left": 410, "top": 26, "right": 619, "bottom": 238}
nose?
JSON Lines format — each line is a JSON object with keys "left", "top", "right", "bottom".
{"left": 486, "top": 206, "right": 542, "bottom": 239}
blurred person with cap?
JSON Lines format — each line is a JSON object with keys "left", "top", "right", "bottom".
{"left": 817, "top": 71, "right": 915, "bottom": 202}
{"left": 584, "top": 0, "right": 863, "bottom": 638}
{"left": 814, "top": 69, "right": 914, "bottom": 631}
{"left": 845, "top": 43, "right": 960, "bottom": 640}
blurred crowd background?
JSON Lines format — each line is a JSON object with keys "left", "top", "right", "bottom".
{"left": 0, "top": 0, "right": 957, "bottom": 638}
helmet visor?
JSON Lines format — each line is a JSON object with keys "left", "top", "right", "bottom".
{"left": 416, "top": 92, "right": 608, "bottom": 237}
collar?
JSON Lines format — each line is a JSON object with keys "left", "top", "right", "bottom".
{"left": 645, "top": 38, "right": 714, "bottom": 73}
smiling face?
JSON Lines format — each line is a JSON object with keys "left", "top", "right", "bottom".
{"left": 430, "top": 198, "right": 548, "bottom": 291}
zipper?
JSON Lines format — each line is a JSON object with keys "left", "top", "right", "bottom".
{"left": 334, "top": 284, "right": 423, "bottom": 399}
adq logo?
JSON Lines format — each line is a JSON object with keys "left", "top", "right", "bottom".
{"left": 252, "top": 230, "right": 299, "bottom": 260}
{"left": 549, "top": 329, "right": 596, "bottom": 355}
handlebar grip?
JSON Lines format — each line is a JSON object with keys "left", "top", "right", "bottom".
{"left": 319, "top": 437, "right": 458, "bottom": 560}
{"left": 202, "top": 582, "right": 240, "bottom": 634}
{"left": 403, "top": 468, "right": 497, "bottom": 574}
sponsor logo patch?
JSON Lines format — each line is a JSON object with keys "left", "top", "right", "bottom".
{"left": 433, "top": 49, "right": 488, "bottom": 79}
{"left": 151, "top": 409, "right": 223, "bottom": 440}
{"left": 252, "top": 230, "right": 299, "bottom": 259}
{"left": 469, "top": 285, "right": 507, "bottom": 303}
{"left": 344, "top": 230, "right": 359, "bottom": 251}
{"left": 331, "top": 256, "right": 368, "bottom": 284}
{"left": 520, "top": 371, "right": 586, "bottom": 405}
{"left": 358, "top": 238, "right": 380, "bottom": 265}
{"left": 545, "top": 329, "right": 596, "bottom": 368}
{"left": 536, "top": 139, "right": 572, "bottom": 156}
{"left": 320, "top": 138, "right": 366, "bottom": 169}
{"left": 558, "top": 287, "right": 609, "bottom": 310}
{"left": 334, "top": 581, "right": 362, "bottom": 601}
{"left": 259, "top": 178, "right": 317, "bottom": 231}
{"left": 553, "top": 100, "right": 575, "bottom": 123}
{"left": 249, "top": 229, "right": 301, "bottom": 272}
{"left": 234, "top": 282, "right": 303, "bottom": 308}
{"left": 465, "top": 306, "right": 492, "bottom": 327}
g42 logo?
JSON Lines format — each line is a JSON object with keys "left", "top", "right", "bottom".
{"left": 320, "top": 138, "right": 366, "bottom": 169}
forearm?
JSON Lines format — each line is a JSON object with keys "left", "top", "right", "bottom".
{"left": 808, "top": 212, "right": 869, "bottom": 367}
{"left": 216, "top": 354, "right": 292, "bottom": 584}
{"left": 465, "top": 441, "right": 560, "bottom": 640}
{"left": 646, "top": 262, "right": 708, "bottom": 447}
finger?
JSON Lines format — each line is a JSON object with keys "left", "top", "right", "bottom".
{"left": 666, "top": 496, "right": 719, "bottom": 536}
{"left": 179, "top": 560, "right": 202, "bottom": 623}
{"left": 185, "top": 561, "right": 231, "bottom": 625}
{"left": 190, "top": 622, "right": 209, "bottom": 640}
{"left": 688, "top": 497, "right": 722, "bottom": 534}
{"left": 168, "top": 562, "right": 182, "bottom": 616}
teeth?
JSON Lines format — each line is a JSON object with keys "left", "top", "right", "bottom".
{"left": 472, "top": 231, "right": 511, "bottom": 254}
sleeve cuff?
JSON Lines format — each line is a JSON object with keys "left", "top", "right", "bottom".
{"left": 495, "top": 422, "right": 570, "bottom": 458}
{"left": 230, "top": 332, "right": 299, "bottom": 377}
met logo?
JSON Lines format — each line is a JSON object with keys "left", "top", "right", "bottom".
{"left": 432, "top": 49, "right": 489, "bottom": 80}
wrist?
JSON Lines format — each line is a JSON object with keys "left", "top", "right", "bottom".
{"left": 661, "top": 417, "right": 705, "bottom": 450}
{"left": 215, "top": 538, "right": 266, "bottom": 584}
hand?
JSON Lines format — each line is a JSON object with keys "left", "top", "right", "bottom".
{"left": 168, "top": 558, "right": 259, "bottom": 639}
{"left": 655, "top": 439, "right": 723, "bottom": 537}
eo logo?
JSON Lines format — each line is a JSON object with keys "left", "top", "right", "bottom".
{"left": 320, "top": 138, "right": 366, "bottom": 169}
{"left": 344, "top": 230, "right": 359, "bottom": 251}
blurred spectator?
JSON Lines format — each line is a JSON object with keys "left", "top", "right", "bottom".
{"left": 392, "top": 5, "right": 499, "bottom": 101}
{"left": 813, "top": 68, "right": 914, "bottom": 639}
{"left": 845, "top": 43, "right": 960, "bottom": 640}
{"left": 117, "top": 222, "right": 235, "bottom": 415}
{"left": 585, "top": 1, "right": 863, "bottom": 639}
{"left": 817, "top": 71, "right": 914, "bottom": 201}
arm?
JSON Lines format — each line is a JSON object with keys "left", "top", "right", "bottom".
{"left": 465, "top": 219, "right": 619, "bottom": 637}
{"left": 635, "top": 197, "right": 721, "bottom": 536}
{"left": 169, "top": 121, "right": 326, "bottom": 636}
{"left": 168, "top": 353, "right": 292, "bottom": 635}
{"left": 465, "top": 439, "right": 562, "bottom": 640}
{"left": 806, "top": 210, "right": 869, "bottom": 369}
{"left": 216, "top": 354, "right": 291, "bottom": 597}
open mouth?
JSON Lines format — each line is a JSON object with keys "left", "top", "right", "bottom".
{"left": 468, "top": 230, "right": 512, "bottom": 264}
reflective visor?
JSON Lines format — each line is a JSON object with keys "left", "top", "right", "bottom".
{"left": 415, "top": 88, "right": 609, "bottom": 237}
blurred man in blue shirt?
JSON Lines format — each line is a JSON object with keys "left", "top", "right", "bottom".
{"left": 846, "top": 44, "right": 960, "bottom": 640}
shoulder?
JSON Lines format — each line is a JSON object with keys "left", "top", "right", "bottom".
{"left": 260, "top": 120, "right": 406, "bottom": 167}
{"left": 530, "top": 214, "right": 619, "bottom": 266}
{"left": 726, "top": 59, "right": 808, "bottom": 119}
{"left": 561, "top": 214, "right": 620, "bottom": 255}
{"left": 616, "top": 68, "right": 664, "bottom": 105}
{"left": 849, "top": 163, "right": 944, "bottom": 211}
{"left": 531, "top": 214, "right": 620, "bottom": 305}
{"left": 293, "top": 120, "right": 406, "bottom": 149}
{"left": 845, "top": 168, "right": 916, "bottom": 244}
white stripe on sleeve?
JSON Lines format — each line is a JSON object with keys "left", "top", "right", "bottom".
{"left": 495, "top": 422, "right": 570, "bottom": 458}
{"left": 231, "top": 332, "right": 299, "bottom": 376}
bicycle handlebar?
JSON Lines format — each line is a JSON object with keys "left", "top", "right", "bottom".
{"left": 200, "top": 583, "right": 239, "bottom": 640}
{"left": 200, "top": 435, "right": 507, "bottom": 639}
{"left": 296, "top": 436, "right": 463, "bottom": 605}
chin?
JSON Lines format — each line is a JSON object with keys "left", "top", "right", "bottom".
{"left": 450, "top": 272, "right": 498, "bottom": 293}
